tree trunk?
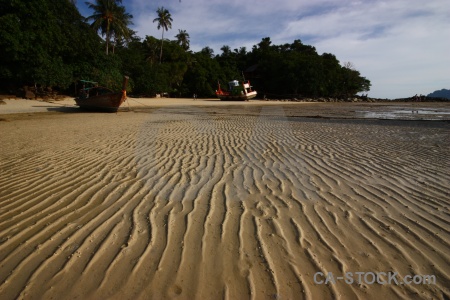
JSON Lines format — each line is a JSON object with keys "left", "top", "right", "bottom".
{"left": 106, "top": 20, "right": 110, "bottom": 55}
{"left": 160, "top": 29, "right": 164, "bottom": 63}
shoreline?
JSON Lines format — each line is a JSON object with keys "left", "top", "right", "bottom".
{"left": 1, "top": 97, "right": 449, "bottom": 121}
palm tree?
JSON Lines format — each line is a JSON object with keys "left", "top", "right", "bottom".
{"left": 220, "top": 45, "right": 231, "bottom": 57}
{"left": 153, "top": 7, "right": 173, "bottom": 63}
{"left": 201, "top": 46, "right": 214, "bottom": 58}
{"left": 85, "top": 0, "right": 133, "bottom": 55}
{"left": 175, "top": 29, "right": 190, "bottom": 51}
{"left": 110, "top": 5, "right": 133, "bottom": 54}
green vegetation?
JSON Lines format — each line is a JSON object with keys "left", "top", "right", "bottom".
{"left": 0, "top": 0, "right": 371, "bottom": 98}
{"left": 85, "top": 0, "right": 133, "bottom": 55}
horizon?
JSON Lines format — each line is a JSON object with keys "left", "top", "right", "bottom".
{"left": 77, "top": 0, "right": 449, "bottom": 99}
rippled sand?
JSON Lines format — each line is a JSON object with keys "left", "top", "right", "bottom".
{"left": 0, "top": 103, "right": 449, "bottom": 299}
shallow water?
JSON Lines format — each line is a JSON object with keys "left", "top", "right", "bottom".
{"left": 356, "top": 108, "right": 450, "bottom": 120}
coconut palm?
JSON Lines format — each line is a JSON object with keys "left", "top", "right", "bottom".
{"left": 109, "top": 5, "right": 133, "bottom": 54}
{"left": 220, "top": 45, "right": 231, "bottom": 57}
{"left": 85, "top": 0, "right": 133, "bottom": 55}
{"left": 175, "top": 29, "right": 190, "bottom": 51}
{"left": 201, "top": 46, "right": 214, "bottom": 58}
{"left": 153, "top": 7, "right": 173, "bottom": 63}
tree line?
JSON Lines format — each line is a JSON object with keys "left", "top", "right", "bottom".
{"left": 0, "top": 0, "right": 371, "bottom": 98}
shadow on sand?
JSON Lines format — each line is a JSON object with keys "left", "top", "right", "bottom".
{"left": 45, "top": 105, "right": 136, "bottom": 113}
{"left": 39, "top": 106, "right": 82, "bottom": 113}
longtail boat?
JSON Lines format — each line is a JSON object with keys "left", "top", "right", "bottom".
{"left": 216, "top": 80, "right": 257, "bottom": 101}
{"left": 75, "top": 76, "right": 129, "bottom": 112}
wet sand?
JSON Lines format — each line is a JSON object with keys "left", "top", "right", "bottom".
{"left": 0, "top": 100, "right": 449, "bottom": 299}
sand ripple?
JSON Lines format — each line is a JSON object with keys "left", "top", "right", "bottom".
{"left": 0, "top": 106, "right": 449, "bottom": 299}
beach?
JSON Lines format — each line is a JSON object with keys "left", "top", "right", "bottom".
{"left": 0, "top": 98, "right": 449, "bottom": 299}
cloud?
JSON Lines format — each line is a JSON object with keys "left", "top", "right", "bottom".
{"left": 291, "top": 0, "right": 450, "bottom": 98}
{"left": 80, "top": 0, "right": 450, "bottom": 98}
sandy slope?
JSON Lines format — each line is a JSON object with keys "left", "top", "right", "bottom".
{"left": 0, "top": 104, "right": 449, "bottom": 299}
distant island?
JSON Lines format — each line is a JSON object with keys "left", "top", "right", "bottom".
{"left": 427, "top": 89, "right": 450, "bottom": 99}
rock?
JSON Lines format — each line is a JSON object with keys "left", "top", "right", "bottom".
{"left": 25, "top": 90, "right": 35, "bottom": 100}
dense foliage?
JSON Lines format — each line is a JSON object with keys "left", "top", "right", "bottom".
{"left": 0, "top": 0, "right": 371, "bottom": 97}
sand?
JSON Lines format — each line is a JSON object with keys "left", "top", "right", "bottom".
{"left": 0, "top": 98, "right": 449, "bottom": 299}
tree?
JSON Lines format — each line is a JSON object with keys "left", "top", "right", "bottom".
{"left": 144, "top": 36, "right": 161, "bottom": 65}
{"left": 109, "top": 5, "right": 133, "bottom": 54}
{"left": 343, "top": 61, "right": 355, "bottom": 70}
{"left": 85, "top": 0, "right": 133, "bottom": 55}
{"left": 217, "top": 45, "right": 240, "bottom": 81}
{"left": 201, "top": 46, "right": 214, "bottom": 58}
{"left": 220, "top": 45, "right": 231, "bottom": 57}
{"left": 0, "top": 3, "right": 373, "bottom": 100}
{"left": 153, "top": 7, "right": 173, "bottom": 63}
{"left": 183, "top": 50, "right": 223, "bottom": 97}
{"left": 0, "top": 0, "right": 104, "bottom": 90}
{"left": 320, "top": 53, "right": 342, "bottom": 96}
{"left": 175, "top": 29, "right": 190, "bottom": 51}
{"left": 339, "top": 62, "right": 371, "bottom": 97}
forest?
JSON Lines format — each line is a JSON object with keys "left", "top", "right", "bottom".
{"left": 0, "top": 0, "right": 371, "bottom": 98}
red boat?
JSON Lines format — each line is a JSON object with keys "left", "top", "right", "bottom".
{"left": 216, "top": 80, "right": 257, "bottom": 101}
{"left": 75, "top": 76, "right": 129, "bottom": 112}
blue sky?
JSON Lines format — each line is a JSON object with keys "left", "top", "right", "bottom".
{"left": 77, "top": 0, "right": 450, "bottom": 99}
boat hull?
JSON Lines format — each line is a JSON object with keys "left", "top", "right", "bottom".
{"left": 217, "top": 91, "right": 257, "bottom": 101}
{"left": 75, "top": 92, "right": 126, "bottom": 112}
{"left": 216, "top": 79, "right": 257, "bottom": 101}
{"left": 75, "top": 76, "right": 129, "bottom": 112}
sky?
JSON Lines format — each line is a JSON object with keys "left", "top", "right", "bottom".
{"left": 77, "top": 0, "right": 450, "bottom": 99}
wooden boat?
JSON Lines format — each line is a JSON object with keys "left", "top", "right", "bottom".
{"left": 216, "top": 80, "right": 257, "bottom": 101}
{"left": 75, "top": 76, "right": 129, "bottom": 112}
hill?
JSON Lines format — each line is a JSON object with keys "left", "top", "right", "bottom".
{"left": 427, "top": 89, "right": 450, "bottom": 99}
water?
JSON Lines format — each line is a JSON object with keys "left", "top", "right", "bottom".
{"left": 356, "top": 108, "right": 450, "bottom": 120}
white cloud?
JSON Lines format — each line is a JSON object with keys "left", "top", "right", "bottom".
{"left": 82, "top": 0, "right": 450, "bottom": 98}
{"left": 294, "top": 0, "right": 450, "bottom": 98}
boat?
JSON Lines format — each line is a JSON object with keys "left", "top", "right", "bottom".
{"left": 216, "top": 80, "right": 257, "bottom": 101}
{"left": 75, "top": 76, "right": 129, "bottom": 112}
